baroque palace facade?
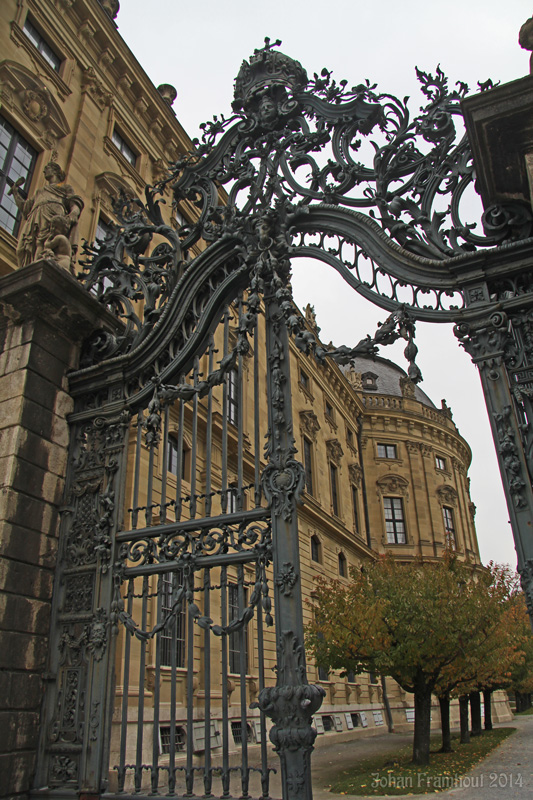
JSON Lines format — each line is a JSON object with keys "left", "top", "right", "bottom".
{"left": 0, "top": 1, "right": 511, "bottom": 796}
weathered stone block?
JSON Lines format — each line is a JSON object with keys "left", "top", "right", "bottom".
{"left": 0, "top": 368, "right": 25, "bottom": 403}
{"left": 0, "top": 750, "right": 36, "bottom": 795}
{"left": 0, "top": 398, "right": 22, "bottom": 428}
{"left": 0, "top": 593, "right": 51, "bottom": 636}
{"left": 0, "top": 559, "right": 53, "bottom": 602}
{"left": 24, "top": 370, "right": 58, "bottom": 412}
{"left": 0, "top": 710, "right": 40, "bottom": 751}
{"left": 0, "top": 525, "right": 57, "bottom": 568}
{"left": 0, "top": 629, "right": 48, "bottom": 671}
{"left": 26, "top": 342, "right": 69, "bottom": 386}
{"left": 20, "top": 398, "right": 53, "bottom": 440}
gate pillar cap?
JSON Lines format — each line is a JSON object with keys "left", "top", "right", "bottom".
{"left": 0, "top": 259, "right": 123, "bottom": 342}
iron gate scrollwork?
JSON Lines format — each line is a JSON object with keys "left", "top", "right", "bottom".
{"left": 36, "top": 38, "right": 533, "bottom": 800}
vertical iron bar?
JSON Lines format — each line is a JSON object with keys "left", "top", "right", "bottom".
{"left": 203, "top": 568, "right": 212, "bottom": 798}
{"left": 190, "top": 357, "right": 199, "bottom": 519}
{"left": 176, "top": 382, "right": 185, "bottom": 522}
{"left": 161, "top": 405, "right": 170, "bottom": 524}
{"left": 238, "top": 564, "right": 249, "bottom": 799}
{"left": 237, "top": 294, "right": 244, "bottom": 512}
{"left": 134, "top": 575, "right": 149, "bottom": 793}
{"left": 168, "top": 575, "right": 178, "bottom": 796}
{"left": 146, "top": 427, "right": 156, "bottom": 528}
{"left": 220, "top": 566, "right": 230, "bottom": 798}
{"left": 221, "top": 308, "right": 230, "bottom": 514}
{"left": 151, "top": 577, "right": 163, "bottom": 793}
{"left": 131, "top": 413, "right": 144, "bottom": 529}
{"left": 205, "top": 336, "right": 215, "bottom": 518}
{"left": 256, "top": 562, "right": 270, "bottom": 800}
{"left": 185, "top": 568, "right": 195, "bottom": 796}
{"left": 254, "top": 315, "right": 261, "bottom": 509}
{"left": 118, "top": 579, "right": 134, "bottom": 792}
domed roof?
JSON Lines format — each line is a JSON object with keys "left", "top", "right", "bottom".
{"left": 341, "top": 354, "right": 437, "bottom": 409}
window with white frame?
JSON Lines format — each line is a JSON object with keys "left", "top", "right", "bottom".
{"left": 383, "top": 497, "right": 406, "bottom": 544}
{"left": 0, "top": 116, "right": 37, "bottom": 236}
{"left": 443, "top": 506, "right": 456, "bottom": 549}
{"left": 112, "top": 128, "right": 137, "bottom": 166}
{"left": 23, "top": 18, "right": 61, "bottom": 71}
{"left": 377, "top": 443, "right": 397, "bottom": 459}
{"left": 436, "top": 455, "right": 446, "bottom": 471}
{"left": 159, "top": 571, "right": 186, "bottom": 668}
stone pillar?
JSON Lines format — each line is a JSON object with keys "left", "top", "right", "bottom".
{"left": 0, "top": 260, "right": 120, "bottom": 799}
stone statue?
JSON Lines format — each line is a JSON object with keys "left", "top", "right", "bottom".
{"left": 519, "top": 16, "right": 533, "bottom": 73}
{"left": 40, "top": 214, "right": 73, "bottom": 273}
{"left": 9, "top": 160, "right": 84, "bottom": 270}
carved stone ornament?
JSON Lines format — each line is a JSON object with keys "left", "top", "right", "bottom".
{"left": 0, "top": 61, "right": 70, "bottom": 140}
{"left": 405, "top": 440, "right": 420, "bottom": 454}
{"left": 376, "top": 474, "right": 409, "bottom": 497}
{"left": 494, "top": 406, "right": 527, "bottom": 509}
{"left": 326, "top": 438, "right": 344, "bottom": 463}
{"left": 348, "top": 463, "right": 363, "bottom": 487}
{"left": 468, "top": 501, "right": 477, "bottom": 521}
{"left": 437, "top": 485, "right": 458, "bottom": 507}
{"left": 399, "top": 375, "right": 416, "bottom": 398}
{"left": 299, "top": 410, "right": 320, "bottom": 441}
{"left": 23, "top": 89, "right": 48, "bottom": 121}
{"left": 87, "top": 607, "right": 108, "bottom": 661}
{"left": 81, "top": 67, "right": 113, "bottom": 110}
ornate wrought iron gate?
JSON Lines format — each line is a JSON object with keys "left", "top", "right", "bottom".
{"left": 35, "top": 40, "right": 533, "bottom": 800}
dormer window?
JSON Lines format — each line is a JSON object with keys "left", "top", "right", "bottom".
{"left": 362, "top": 371, "right": 378, "bottom": 391}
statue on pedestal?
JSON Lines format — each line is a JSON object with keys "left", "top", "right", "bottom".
{"left": 9, "top": 160, "right": 84, "bottom": 272}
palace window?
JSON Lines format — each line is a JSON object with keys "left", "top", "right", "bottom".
{"left": 95, "top": 216, "right": 114, "bottom": 243}
{"left": 351, "top": 485, "right": 360, "bottom": 532}
{"left": 226, "top": 368, "right": 239, "bottom": 426}
{"left": 443, "top": 506, "right": 456, "bottom": 549}
{"left": 310, "top": 534, "right": 321, "bottom": 563}
{"left": 228, "top": 583, "right": 248, "bottom": 674}
{"left": 231, "top": 720, "right": 254, "bottom": 745}
{"left": 299, "top": 369, "right": 310, "bottom": 391}
{"left": 160, "top": 571, "right": 186, "bottom": 668}
{"left": 338, "top": 551, "right": 347, "bottom": 577}
{"left": 112, "top": 128, "right": 137, "bottom": 167}
{"left": 436, "top": 455, "right": 446, "bottom": 471}
{"left": 23, "top": 18, "right": 61, "bottom": 72}
{"left": 325, "top": 399, "right": 334, "bottom": 421}
{"left": 346, "top": 670, "right": 356, "bottom": 683}
{"left": 330, "top": 462, "right": 339, "bottom": 516}
{"left": 0, "top": 117, "right": 37, "bottom": 236}
{"left": 346, "top": 428, "right": 354, "bottom": 448}
{"left": 377, "top": 443, "right": 397, "bottom": 459}
{"left": 227, "top": 483, "right": 240, "bottom": 514}
{"left": 383, "top": 497, "right": 406, "bottom": 544}
{"left": 303, "top": 438, "right": 313, "bottom": 495}
{"left": 159, "top": 725, "right": 186, "bottom": 754}
{"left": 167, "top": 434, "right": 190, "bottom": 481}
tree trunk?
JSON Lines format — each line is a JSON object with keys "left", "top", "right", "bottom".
{"left": 459, "top": 695, "right": 470, "bottom": 743}
{"left": 412, "top": 683, "right": 433, "bottom": 765}
{"left": 381, "top": 675, "right": 394, "bottom": 733}
{"left": 438, "top": 693, "right": 452, "bottom": 752}
{"left": 470, "top": 691, "right": 482, "bottom": 736}
{"left": 483, "top": 689, "right": 493, "bottom": 731}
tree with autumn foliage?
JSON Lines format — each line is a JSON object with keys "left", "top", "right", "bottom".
{"left": 306, "top": 555, "right": 515, "bottom": 766}
{"left": 434, "top": 565, "right": 525, "bottom": 750}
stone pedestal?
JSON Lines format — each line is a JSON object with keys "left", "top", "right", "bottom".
{"left": 0, "top": 260, "right": 119, "bottom": 798}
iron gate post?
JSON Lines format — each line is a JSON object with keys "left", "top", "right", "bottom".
{"left": 454, "top": 304, "right": 533, "bottom": 622}
{"left": 254, "top": 283, "right": 325, "bottom": 800}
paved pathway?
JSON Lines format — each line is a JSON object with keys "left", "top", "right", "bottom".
{"left": 306, "top": 715, "right": 533, "bottom": 800}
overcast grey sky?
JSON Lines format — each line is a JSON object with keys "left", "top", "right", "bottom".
{"left": 117, "top": 1, "right": 532, "bottom": 566}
